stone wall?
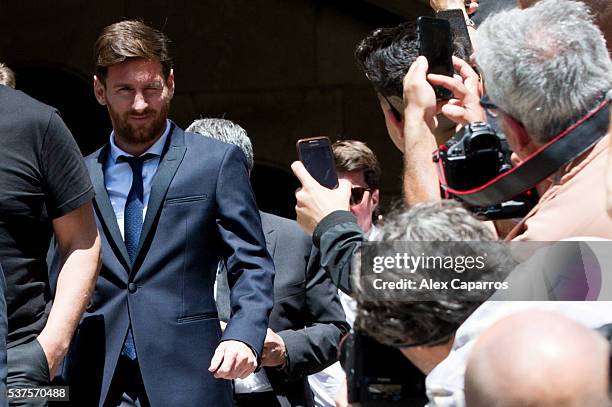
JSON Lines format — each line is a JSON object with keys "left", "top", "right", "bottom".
{"left": 0, "top": 0, "right": 429, "bottom": 215}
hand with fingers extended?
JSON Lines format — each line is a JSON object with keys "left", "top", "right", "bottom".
{"left": 208, "top": 340, "right": 258, "bottom": 380}
{"left": 427, "top": 56, "right": 485, "bottom": 126}
{"left": 291, "top": 161, "right": 351, "bottom": 235}
{"left": 402, "top": 56, "right": 439, "bottom": 133}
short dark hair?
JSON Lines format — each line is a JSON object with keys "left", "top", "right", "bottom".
{"left": 353, "top": 201, "right": 512, "bottom": 348}
{"left": 355, "top": 22, "right": 470, "bottom": 99}
{"left": 94, "top": 20, "right": 173, "bottom": 83}
{"left": 0, "top": 62, "right": 16, "bottom": 88}
{"left": 332, "top": 140, "right": 381, "bottom": 190}
{"left": 355, "top": 22, "right": 419, "bottom": 98}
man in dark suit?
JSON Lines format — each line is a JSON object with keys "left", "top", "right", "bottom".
{"left": 187, "top": 119, "right": 350, "bottom": 407}
{"left": 61, "top": 21, "right": 275, "bottom": 407}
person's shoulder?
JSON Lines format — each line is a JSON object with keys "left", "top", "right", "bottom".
{"left": 183, "top": 129, "right": 236, "bottom": 153}
{"left": 0, "top": 85, "right": 55, "bottom": 119}
{"left": 260, "top": 211, "right": 309, "bottom": 241}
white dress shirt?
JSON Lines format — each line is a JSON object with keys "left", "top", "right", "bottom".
{"left": 104, "top": 120, "right": 171, "bottom": 238}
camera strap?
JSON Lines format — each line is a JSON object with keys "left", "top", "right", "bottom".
{"left": 438, "top": 98, "right": 611, "bottom": 207}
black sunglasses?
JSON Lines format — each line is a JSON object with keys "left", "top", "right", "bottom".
{"left": 479, "top": 94, "right": 500, "bottom": 118}
{"left": 350, "top": 186, "right": 371, "bottom": 206}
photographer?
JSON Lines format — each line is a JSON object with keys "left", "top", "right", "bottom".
{"left": 363, "top": 0, "right": 612, "bottom": 241}
{"left": 354, "top": 22, "right": 478, "bottom": 207}
{"left": 464, "top": 311, "right": 612, "bottom": 407}
{"left": 291, "top": 30, "right": 486, "bottom": 291}
{"left": 352, "top": 201, "right": 612, "bottom": 406}
{"left": 473, "top": 0, "right": 612, "bottom": 240}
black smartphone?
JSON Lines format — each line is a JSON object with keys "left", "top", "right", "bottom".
{"left": 436, "top": 9, "right": 473, "bottom": 60}
{"left": 296, "top": 136, "right": 339, "bottom": 189}
{"left": 417, "top": 16, "right": 454, "bottom": 100}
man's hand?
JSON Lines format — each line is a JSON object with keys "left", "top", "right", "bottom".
{"left": 403, "top": 56, "right": 439, "bottom": 133}
{"left": 428, "top": 56, "right": 485, "bottom": 126}
{"left": 208, "top": 340, "right": 258, "bottom": 380}
{"left": 261, "top": 329, "right": 287, "bottom": 368}
{"left": 430, "top": 0, "right": 478, "bottom": 14}
{"left": 291, "top": 161, "right": 351, "bottom": 235}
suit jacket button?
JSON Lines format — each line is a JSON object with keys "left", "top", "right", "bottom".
{"left": 128, "top": 282, "right": 137, "bottom": 293}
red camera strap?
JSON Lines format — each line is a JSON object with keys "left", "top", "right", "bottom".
{"left": 437, "top": 99, "right": 611, "bottom": 207}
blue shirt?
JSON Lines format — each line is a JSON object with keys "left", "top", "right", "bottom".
{"left": 104, "top": 120, "right": 171, "bottom": 238}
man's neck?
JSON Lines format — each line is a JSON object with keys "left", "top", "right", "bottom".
{"left": 114, "top": 137, "right": 161, "bottom": 157}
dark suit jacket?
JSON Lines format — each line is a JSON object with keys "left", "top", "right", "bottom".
{"left": 62, "top": 123, "right": 275, "bottom": 407}
{"left": 0, "top": 265, "right": 6, "bottom": 407}
{"left": 257, "top": 212, "right": 349, "bottom": 407}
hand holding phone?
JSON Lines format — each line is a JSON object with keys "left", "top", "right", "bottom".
{"left": 296, "top": 137, "right": 339, "bottom": 189}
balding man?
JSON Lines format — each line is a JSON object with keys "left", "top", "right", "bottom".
{"left": 465, "top": 311, "right": 611, "bottom": 407}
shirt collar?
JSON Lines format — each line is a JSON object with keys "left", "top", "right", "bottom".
{"left": 109, "top": 119, "right": 171, "bottom": 163}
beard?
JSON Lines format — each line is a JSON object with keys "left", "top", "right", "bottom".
{"left": 108, "top": 99, "right": 170, "bottom": 148}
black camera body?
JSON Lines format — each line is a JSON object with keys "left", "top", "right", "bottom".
{"left": 434, "top": 122, "right": 538, "bottom": 220}
{"left": 436, "top": 122, "right": 507, "bottom": 191}
{"left": 342, "top": 331, "right": 427, "bottom": 406}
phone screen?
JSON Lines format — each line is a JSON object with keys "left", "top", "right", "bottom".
{"left": 297, "top": 137, "right": 339, "bottom": 189}
{"left": 417, "top": 17, "right": 454, "bottom": 99}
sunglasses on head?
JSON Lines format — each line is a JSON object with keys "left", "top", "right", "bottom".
{"left": 350, "top": 186, "right": 371, "bottom": 206}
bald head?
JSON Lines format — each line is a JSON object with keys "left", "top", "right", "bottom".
{"left": 518, "top": 0, "right": 612, "bottom": 53}
{"left": 465, "top": 311, "right": 611, "bottom": 407}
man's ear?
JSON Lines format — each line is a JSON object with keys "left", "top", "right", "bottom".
{"left": 93, "top": 75, "right": 106, "bottom": 106}
{"left": 387, "top": 95, "right": 405, "bottom": 119}
{"left": 502, "top": 115, "right": 533, "bottom": 159}
{"left": 371, "top": 188, "right": 380, "bottom": 209}
{"left": 166, "top": 69, "right": 175, "bottom": 99}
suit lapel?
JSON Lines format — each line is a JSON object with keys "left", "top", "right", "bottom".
{"left": 260, "top": 213, "right": 277, "bottom": 259}
{"left": 88, "top": 146, "right": 131, "bottom": 269}
{"left": 132, "top": 124, "right": 187, "bottom": 271}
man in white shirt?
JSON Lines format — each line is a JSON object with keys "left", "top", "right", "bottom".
{"left": 308, "top": 140, "right": 381, "bottom": 407}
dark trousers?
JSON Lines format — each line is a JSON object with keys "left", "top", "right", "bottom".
{"left": 104, "top": 356, "right": 150, "bottom": 407}
{"left": 7, "top": 340, "right": 50, "bottom": 407}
